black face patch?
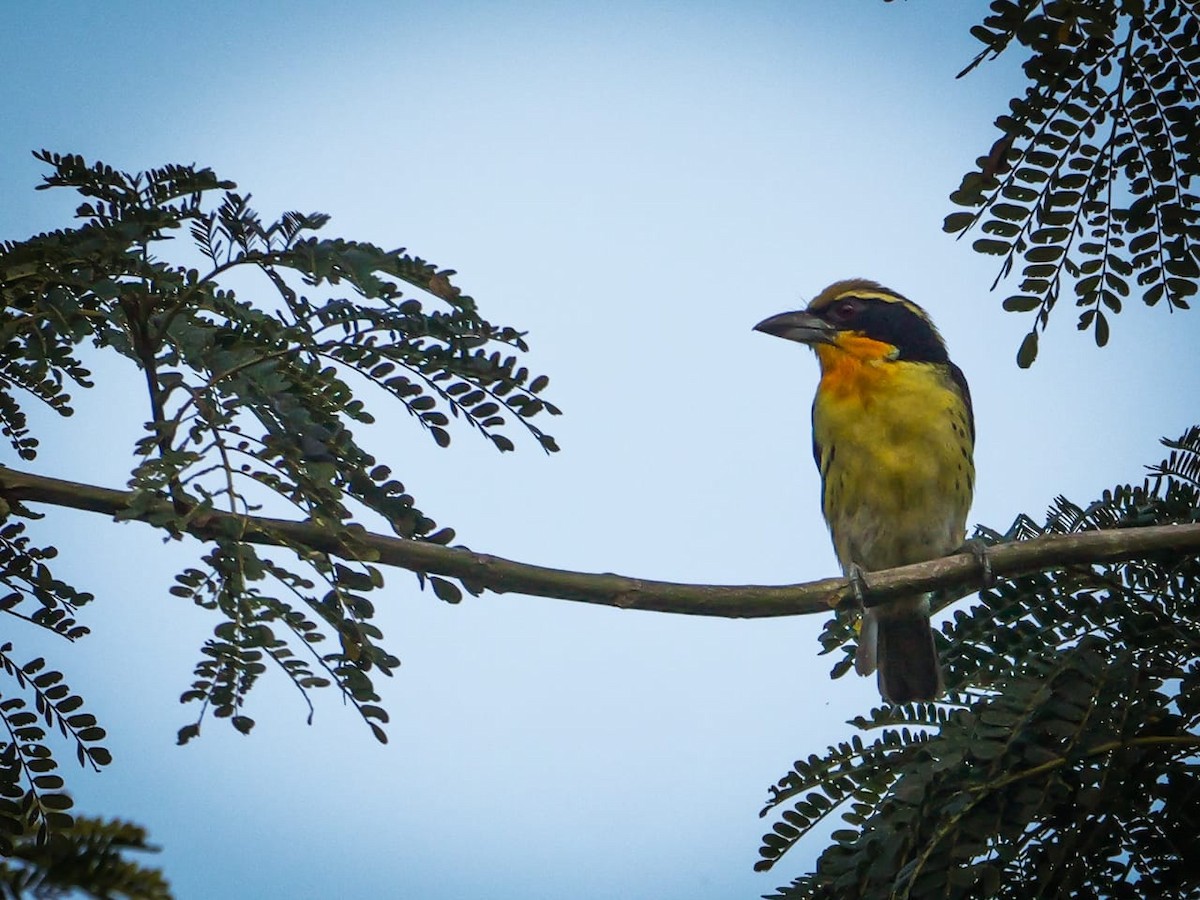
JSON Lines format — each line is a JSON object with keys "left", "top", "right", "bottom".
{"left": 819, "top": 297, "right": 949, "bottom": 364}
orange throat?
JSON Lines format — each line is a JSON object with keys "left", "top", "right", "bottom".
{"left": 814, "top": 335, "right": 898, "bottom": 398}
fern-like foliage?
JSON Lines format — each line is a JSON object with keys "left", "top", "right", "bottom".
{"left": 0, "top": 502, "right": 107, "bottom": 856}
{"left": 759, "top": 426, "right": 1200, "bottom": 898}
{"left": 0, "top": 151, "right": 560, "bottom": 844}
{"left": 0, "top": 815, "right": 169, "bottom": 899}
{"left": 939, "top": 0, "right": 1199, "bottom": 366}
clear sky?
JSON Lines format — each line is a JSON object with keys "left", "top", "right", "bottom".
{"left": 2, "top": 2, "right": 1196, "bottom": 898}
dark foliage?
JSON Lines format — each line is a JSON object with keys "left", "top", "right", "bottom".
{"left": 759, "top": 427, "right": 1200, "bottom": 898}
{"left": 0, "top": 816, "right": 168, "bottom": 899}
{"left": 0, "top": 152, "right": 560, "bottom": 858}
{"left": 940, "top": 0, "right": 1199, "bottom": 365}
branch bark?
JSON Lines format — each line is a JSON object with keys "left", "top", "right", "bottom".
{"left": 3, "top": 464, "right": 1198, "bottom": 618}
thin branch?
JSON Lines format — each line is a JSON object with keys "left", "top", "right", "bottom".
{"left": 2, "top": 465, "right": 1199, "bottom": 619}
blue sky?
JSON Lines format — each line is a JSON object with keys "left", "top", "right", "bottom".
{"left": 3, "top": 2, "right": 1197, "bottom": 898}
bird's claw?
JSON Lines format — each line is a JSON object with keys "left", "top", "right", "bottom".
{"left": 847, "top": 562, "right": 870, "bottom": 607}
{"left": 958, "top": 537, "right": 997, "bottom": 590}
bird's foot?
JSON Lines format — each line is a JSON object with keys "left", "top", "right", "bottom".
{"left": 846, "top": 562, "right": 870, "bottom": 607}
{"left": 957, "top": 537, "right": 997, "bottom": 590}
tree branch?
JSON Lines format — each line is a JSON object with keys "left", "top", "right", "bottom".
{"left": 2, "top": 464, "right": 1198, "bottom": 618}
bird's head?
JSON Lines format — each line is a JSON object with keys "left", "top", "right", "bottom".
{"left": 753, "top": 279, "right": 949, "bottom": 365}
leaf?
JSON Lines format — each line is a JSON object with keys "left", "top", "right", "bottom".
{"left": 426, "top": 527, "right": 456, "bottom": 545}
{"left": 430, "top": 577, "right": 462, "bottom": 604}
{"left": 972, "top": 238, "right": 1011, "bottom": 256}
{"left": 39, "top": 793, "right": 74, "bottom": 812}
{"left": 176, "top": 723, "right": 201, "bottom": 745}
{"left": 1016, "top": 329, "right": 1039, "bottom": 368}
{"left": 943, "top": 211, "right": 977, "bottom": 233}
{"left": 1002, "top": 295, "right": 1041, "bottom": 312}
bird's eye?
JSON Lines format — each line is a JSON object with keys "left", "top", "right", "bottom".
{"left": 830, "top": 300, "right": 858, "bottom": 322}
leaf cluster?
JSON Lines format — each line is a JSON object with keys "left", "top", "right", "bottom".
{"left": 943, "top": 0, "right": 1199, "bottom": 365}
{"left": 0, "top": 815, "right": 169, "bottom": 899}
{"left": 0, "top": 639, "right": 111, "bottom": 858}
{"left": 759, "top": 426, "right": 1200, "bottom": 898}
{"left": 0, "top": 507, "right": 108, "bottom": 856}
{"left": 0, "top": 152, "right": 561, "bottom": 842}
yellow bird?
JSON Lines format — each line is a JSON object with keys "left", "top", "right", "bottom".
{"left": 754, "top": 279, "right": 975, "bottom": 703}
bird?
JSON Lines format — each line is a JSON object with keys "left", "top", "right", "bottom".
{"left": 753, "top": 279, "right": 975, "bottom": 704}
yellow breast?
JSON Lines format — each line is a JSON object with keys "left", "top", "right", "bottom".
{"left": 813, "top": 347, "right": 974, "bottom": 573}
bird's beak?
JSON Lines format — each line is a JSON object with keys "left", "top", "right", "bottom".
{"left": 752, "top": 310, "right": 837, "bottom": 346}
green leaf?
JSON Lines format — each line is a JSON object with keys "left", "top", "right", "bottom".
{"left": 943, "top": 212, "right": 976, "bottom": 233}
{"left": 1002, "top": 295, "right": 1041, "bottom": 312}
{"left": 430, "top": 577, "right": 462, "bottom": 604}
{"left": 39, "top": 793, "right": 74, "bottom": 812}
{"left": 972, "top": 238, "right": 1011, "bottom": 256}
{"left": 1016, "top": 329, "right": 1039, "bottom": 368}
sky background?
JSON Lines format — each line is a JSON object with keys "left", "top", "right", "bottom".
{"left": 2, "top": 2, "right": 1196, "bottom": 898}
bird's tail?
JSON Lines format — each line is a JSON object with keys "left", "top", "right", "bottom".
{"left": 856, "top": 607, "right": 942, "bottom": 704}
